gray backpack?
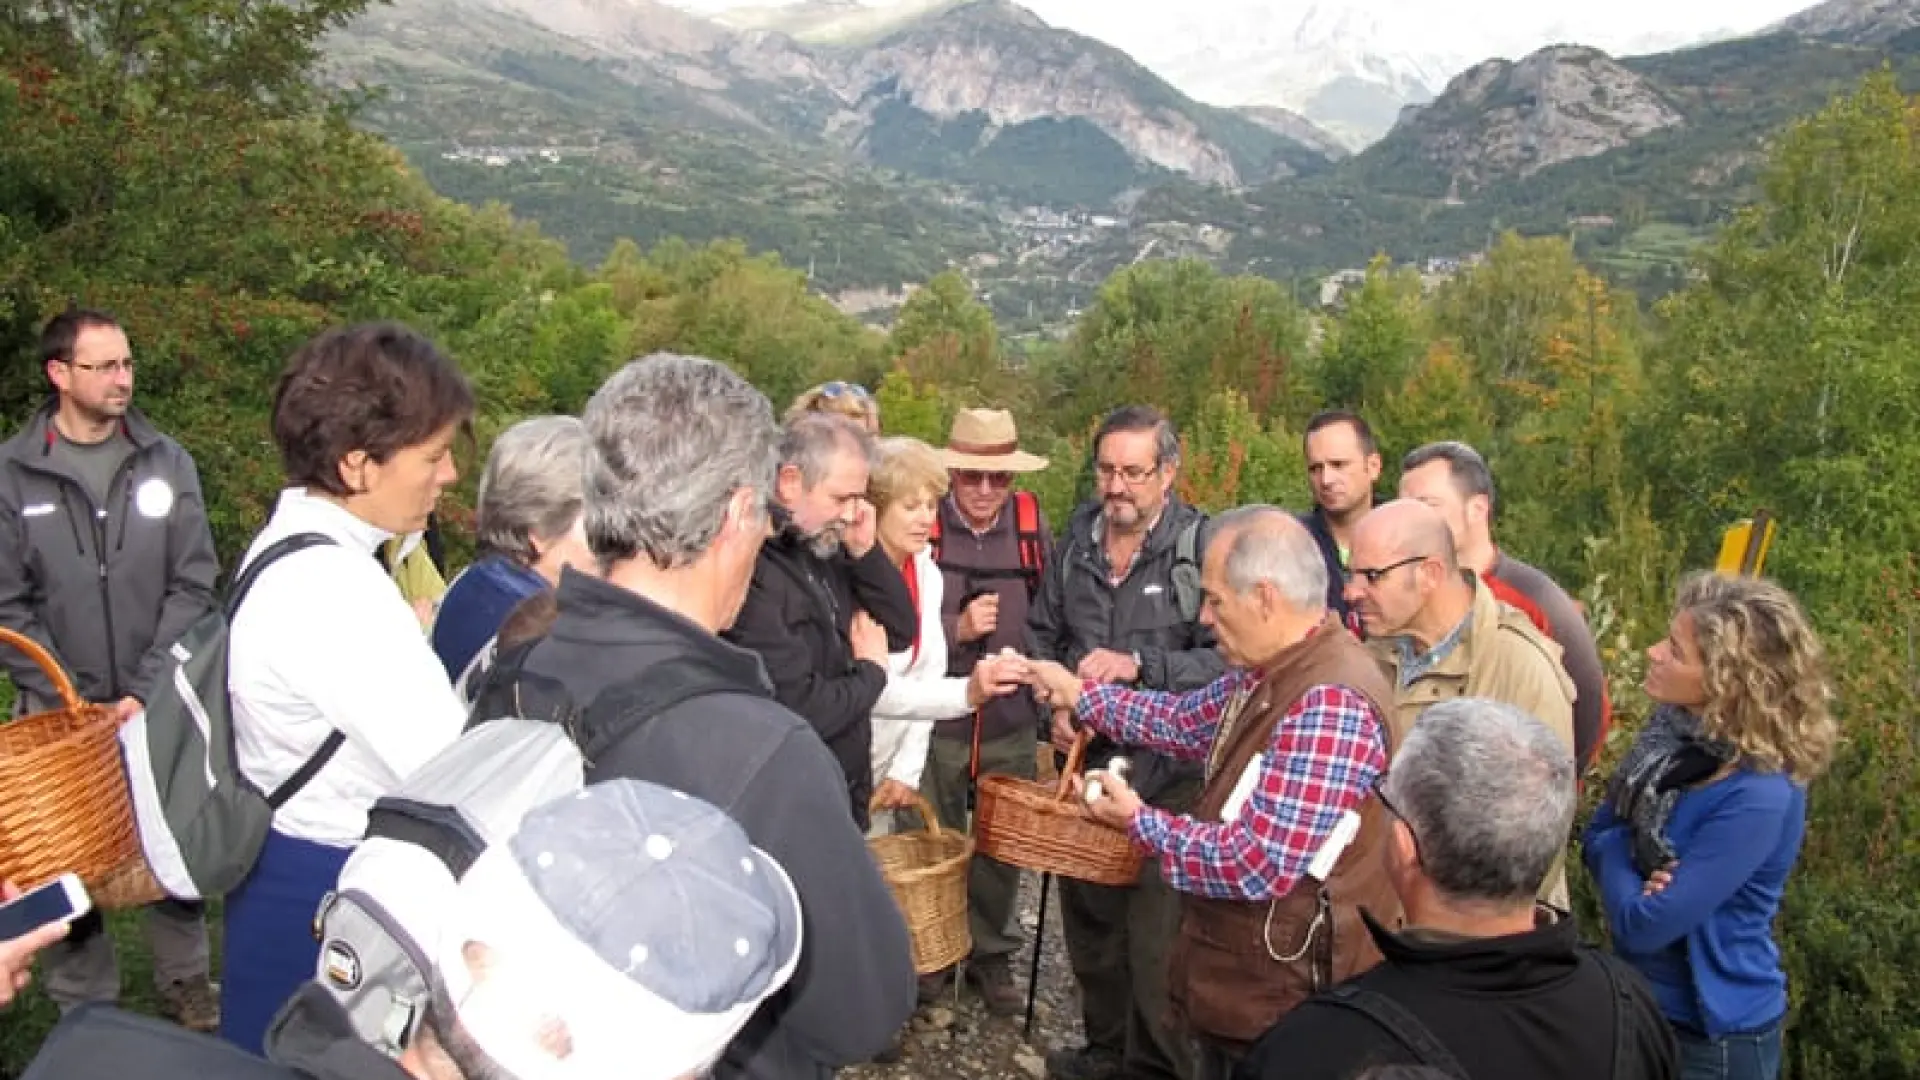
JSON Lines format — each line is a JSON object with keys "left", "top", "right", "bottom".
{"left": 119, "top": 532, "right": 343, "bottom": 901}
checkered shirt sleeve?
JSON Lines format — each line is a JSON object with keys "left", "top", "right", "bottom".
{"left": 1077, "top": 669, "right": 1254, "bottom": 763}
{"left": 1129, "top": 683, "right": 1387, "bottom": 901}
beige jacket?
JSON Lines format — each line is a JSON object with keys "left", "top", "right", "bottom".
{"left": 1375, "top": 575, "right": 1578, "bottom": 908}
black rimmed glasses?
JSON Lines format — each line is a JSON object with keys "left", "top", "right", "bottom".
{"left": 1094, "top": 461, "right": 1161, "bottom": 486}
{"left": 1345, "top": 555, "right": 1427, "bottom": 586}
{"left": 1373, "top": 775, "right": 1422, "bottom": 864}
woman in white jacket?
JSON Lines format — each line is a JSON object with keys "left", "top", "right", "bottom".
{"left": 866, "top": 437, "right": 1022, "bottom": 831}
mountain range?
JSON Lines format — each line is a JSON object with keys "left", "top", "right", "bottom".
{"left": 325, "top": 0, "right": 1920, "bottom": 322}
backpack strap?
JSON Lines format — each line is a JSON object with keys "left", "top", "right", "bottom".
{"left": 1587, "top": 947, "right": 1641, "bottom": 1080}
{"left": 1171, "top": 517, "right": 1204, "bottom": 624}
{"left": 1316, "top": 984, "right": 1473, "bottom": 1080}
{"left": 1012, "top": 490, "right": 1046, "bottom": 579}
{"left": 234, "top": 532, "right": 348, "bottom": 810}
{"left": 464, "top": 638, "right": 576, "bottom": 732}
{"left": 928, "top": 508, "right": 943, "bottom": 564}
{"left": 571, "top": 654, "right": 753, "bottom": 767}
{"left": 363, "top": 797, "right": 488, "bottom": 878}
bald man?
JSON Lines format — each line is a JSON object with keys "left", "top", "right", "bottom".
{"left": 1343, "top": 500, "right": 1576, "bottom": 909}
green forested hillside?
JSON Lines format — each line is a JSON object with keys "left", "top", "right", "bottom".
{"left": 1, "top": 3, "right": 1917, "bottom": 1077}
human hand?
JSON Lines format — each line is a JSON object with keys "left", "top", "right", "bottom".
{"left": 1076, "top": 648, "right": 1139, "bottom": 685}
{"left": 846, "top": 498, "right": 878, "bottom": 558}
{"left": 0, "top": 880, "right": 71, "bottom": 1007}
{"left": 111, "top": 697, "right": 142, "bottom": 724}
{"left": 851, "top": 611, "right": 889, "bottom": 664}
{"left": 1643, "top": 861, "right": 1678, "bottom": 896}
{"left": 1073, "top": 768, "right": 1142, "bottom": 831}
{"left": 967, "top": 653, "right": 1026, "bottom": 708}
{"left": 411, "top": 596, "right": 437, "bottom": 631}
{"left": 873, "top": 778, "right": 919, "bottom": 811}
{"left": 956, "top": 593, "right": 999, "bottom": 644}
{"left": 1049, "top": 707, "right": 1080, "bottom": 754}
{"left": 1024, "top": 659, "right": 1084, "bottom": 713}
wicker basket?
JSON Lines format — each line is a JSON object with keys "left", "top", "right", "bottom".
{"left": 0, "top": 628, "right": 163, "bottom": 907}
{"left": 869, "top": 790, "right": 973, "bottom": 975}
{"left": 974, "top": 730, "right": 1142, "bottom": 887}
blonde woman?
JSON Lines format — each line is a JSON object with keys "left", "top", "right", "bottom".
{"left": 1584, "top": 573, "right": 1835, "bottom": 1080}
{"left": 865, "top": 437, "right": 1022, "bottom": 828}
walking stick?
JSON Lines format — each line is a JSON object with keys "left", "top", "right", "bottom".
{"left": 1024, "top": 869, "right": 1051, "bottom": 1039}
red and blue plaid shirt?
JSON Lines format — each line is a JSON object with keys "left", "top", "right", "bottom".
{"left": 1079, "top": 671, "right": 1387, "bottom": 901}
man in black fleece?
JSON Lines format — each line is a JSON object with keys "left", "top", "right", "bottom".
{"left": 1236, "top": 698, "right": 1676, "bottom": 1080}
{"left": 725, "top": 412, "right": 916, "bottom": 828}
{"left": 492, "top": 354, "right": 915, "bottom": 1079}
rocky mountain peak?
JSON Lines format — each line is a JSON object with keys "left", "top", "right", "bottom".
{"left": 1376, "top": 43, "right": 1683, "bottom": 190}
{"left": 1779, "top": 0, "right": 1920, "bottom": 44}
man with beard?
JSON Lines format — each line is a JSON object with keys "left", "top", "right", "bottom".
{"left": 1029, "top": 406, "right": 1222, "bottom": 1080}
{"left": 0, "top": 308, "right": 220, "bottom": 1030}
{"left": 727, "top": 412, "right": 916, "bottom": 828}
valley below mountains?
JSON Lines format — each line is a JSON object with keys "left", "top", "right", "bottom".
{"left": 326, "top": 0, "right": 1920, "bottom": 328}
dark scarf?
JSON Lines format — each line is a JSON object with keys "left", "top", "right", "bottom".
{"left": 1605, "top": 704, "right": 1738, "bottom": 875}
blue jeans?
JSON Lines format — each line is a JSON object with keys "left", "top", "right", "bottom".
{"left": 1676, "top": 1019, "right": 1783, "bottom": 1080}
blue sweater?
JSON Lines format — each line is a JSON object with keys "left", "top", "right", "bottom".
{"left": 1583, "top": 765, "right": 1805, "bottom": 1039}
{"left": 429, "top": 554, "right": 546, "bottom": 685}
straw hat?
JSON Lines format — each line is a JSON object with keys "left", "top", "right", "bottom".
{"left": 938, "top": 409, "right": 1050, "bottom": 473}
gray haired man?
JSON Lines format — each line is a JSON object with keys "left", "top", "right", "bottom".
{"left": 459, "top": 354, "right": 915, "bottom": 1078}
{"left": 1237, "top": 699, "right": 1677, "bottom": 1080}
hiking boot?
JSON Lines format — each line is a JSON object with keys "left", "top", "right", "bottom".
{"left": 158, "top": 975, "right": 219, "bottom": 1033}
{"left": 917, "top": 968, "right": 953, "bottom": 1006}
{"left": 1045, "top": 1046, "right": 1124, "bottom": 1080}
{"left": 965, "top": 955, "right": 1023, "bottom": 1017}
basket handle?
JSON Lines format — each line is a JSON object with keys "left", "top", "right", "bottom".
{"left": 0, "top": 626, "right": 84, "bottom": 715}
{"left": 1052, "top": 726, "right": 1092, "bottom": 803}
{"left": 869, "top": 787, "right": 943, "bottom": 837}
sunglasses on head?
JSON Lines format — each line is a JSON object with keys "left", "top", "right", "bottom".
{"left": 953, "top": 469, "right": 1013, "bottom": 489}
{"left": 820, "top": 381, "right": 871, "bottom": 402}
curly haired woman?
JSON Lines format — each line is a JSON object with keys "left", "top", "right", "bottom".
{"left": 1584, "top": 573, "right": 1836, "bottom": 1080}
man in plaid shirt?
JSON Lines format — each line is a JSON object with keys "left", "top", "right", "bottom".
{"left": 1027, "top": 506, "right": 1403, "bottom": 1080}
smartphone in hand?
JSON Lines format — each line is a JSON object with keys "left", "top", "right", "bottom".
{"left": 0, "top": 872, "right": 90, "bottom": 942}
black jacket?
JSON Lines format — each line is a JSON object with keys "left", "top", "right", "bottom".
{"left": 1236, "top": 911, "right": 1678, "bottom": 1080}
{"left": 21, "top": 993, "right": 403, "bottom": 1080}
{"left": 724, "top": 515, "right": 916, "bottom": 826}
{"left": 515, "top": 569, "right": 917, "bottom": 1080}
{"left": 1028, "top": 499, "right": 1223, "bottom": 803}
{"left": 1298, "top": 506, "right": 1352, "bottom": 621}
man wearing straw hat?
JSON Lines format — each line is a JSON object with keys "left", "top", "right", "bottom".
{"left": 0, "top": 308, "right": 220, "bottom": 1030}
{"left": 920, "top": 407, "right": 1052, "bottom": 1015}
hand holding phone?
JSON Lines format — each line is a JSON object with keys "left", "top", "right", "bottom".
{"left": 0, "top": 872, "right": 90, "bottom": 942}
{"left": 0, "top": 874, "right": 86, "bottom": 1007}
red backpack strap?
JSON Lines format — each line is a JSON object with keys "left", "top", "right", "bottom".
{"left": 928, "top": 506, "right": 944, "bottom": 563}
{"left": 1012, "top": 490, "right": 1045, "bottom": 576}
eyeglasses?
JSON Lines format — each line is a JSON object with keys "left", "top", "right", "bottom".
{"left": 66, "top": 358, "right": 135, "bottom": 375}
{"left": 820, "top": 381, "right": 871, "bottom": 402}
{"left": 1094, "top": 462, "right": 1160, "bottom": 485}
{"left": 1373, "top": 775, "right": 1422, "bottom": 864}
{"left": 1345, "top": 555, "right": 1426, "bottom": 586}
{"left": 952, "top": 469, "right": 1013, "bottom": 489}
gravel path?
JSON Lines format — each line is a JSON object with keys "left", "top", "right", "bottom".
{"left": 843, "top": 869, "right": 1088, "bottom": 1080}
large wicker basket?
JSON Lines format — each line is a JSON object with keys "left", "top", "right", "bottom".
{"left": 974, "top": 730, "right": 1142, "bottom": 887}
{"left": 869, "top": 790, "right": 973, "bottom": 975}
{"left": 0, "top": 628, "right": 163, "bottom": 908}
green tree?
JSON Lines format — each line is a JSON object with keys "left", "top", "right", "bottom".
{"left": 1308, "top": 256, "right": 1427, "bottom": 413}
{"left": 889, "top": 269, "right": 999, "bottom": 392}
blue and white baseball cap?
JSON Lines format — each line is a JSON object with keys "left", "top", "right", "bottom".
{"left": 436, "top": 779, "right": 803, "bottom": 1079}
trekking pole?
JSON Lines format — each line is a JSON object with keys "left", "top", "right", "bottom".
{"left": 1024, "top": 870, "right": 1051, "bottom": 1040}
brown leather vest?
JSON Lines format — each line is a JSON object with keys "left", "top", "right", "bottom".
{"left": 1166, "top": 616, "right": 1406, "bottom": 1051}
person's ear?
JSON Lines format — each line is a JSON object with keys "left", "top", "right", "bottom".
{"left": 338, "top": 450, "right": 372, "bottom": 496}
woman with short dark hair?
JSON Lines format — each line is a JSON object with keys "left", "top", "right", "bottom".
{"left": 220, "top": 323, "right": 474, "bottom": 1054}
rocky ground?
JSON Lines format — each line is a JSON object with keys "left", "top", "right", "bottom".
{"left": 844, "top": 870, "right": 1087, "bottom": 1080}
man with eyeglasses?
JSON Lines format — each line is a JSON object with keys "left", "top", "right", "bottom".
{"left": 1028, "top": 405, "right": 1222, "bottom": 1080}
{"left": 1342, "top": 500, "right": 1575, "bottom": 908}
{"left": 1237, "top": 698, "right": 1676, "bottom": 1080}
{"left": 0, "top": 308, "right": 221, "bottom": 1030}
{"left": 1023, "top": 507, "right": 1398, "bottom": 1080}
